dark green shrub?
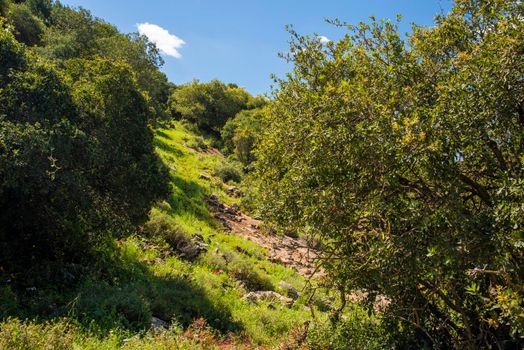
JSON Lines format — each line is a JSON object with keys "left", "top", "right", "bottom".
{"left": 214, "top": 161, "right": 242, "bottom": 183}
{"left": 0, "top": 29, "right": 169, "bottom": 285}
{"left": 8, "top": 3, "right": 44, "bottom": 45}
{"left": 228, "top": 258, "right": 273, "bottom": 291}
{"left": 0, "top": 0, "right": 8, "bottom": 16}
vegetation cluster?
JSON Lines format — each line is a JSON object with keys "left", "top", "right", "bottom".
{"left": 0, "top": 0, "right": 522, "bottom": 349}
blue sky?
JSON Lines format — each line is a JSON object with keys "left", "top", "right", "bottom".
{"left": 60, "top": 0, "right": 452, "bottom": 95}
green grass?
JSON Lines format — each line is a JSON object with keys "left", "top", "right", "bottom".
{"left": 150, "top": 122, "right": 316, "bottom": 344}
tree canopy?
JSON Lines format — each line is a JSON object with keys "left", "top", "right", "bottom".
{"left": 0, "top": 3, "right": 169, "bottom": 284}
{"left": 221, "top": 106, "right": 267, "bottom": 166}
{"left": 168, "top": 79, "right": 253, "bottom": 133}
{"left": 253, "top": 0, "right": 524, "bottom": 348}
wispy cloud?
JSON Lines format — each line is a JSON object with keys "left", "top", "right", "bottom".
{"left": 137, "top": 22, "right": 185, "bottom": 58}
{"left": 318, "top": 35, "right": 331, "bottom": 44}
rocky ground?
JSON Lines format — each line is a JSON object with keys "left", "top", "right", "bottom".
{"left": 207, "top": 193, "right": 321, "bottom": 278}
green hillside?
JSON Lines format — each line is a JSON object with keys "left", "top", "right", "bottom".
{"left": 1, "top": 0, "right": 522, "bottom": 348}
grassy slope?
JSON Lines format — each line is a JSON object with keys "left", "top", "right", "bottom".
{"left": 0, "top": 121, "right": 328, "bottom": 349}
{"left": 151, "top": 122, "right": 318, "bottom": 343}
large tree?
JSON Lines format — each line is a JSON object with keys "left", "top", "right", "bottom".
{"left": 0, "top": 25, "right": 169, "bottom": 284}
{"left": 254, "top": 0, "right": 523, "bottom": 348}
{"left": 168, "top": 80, "right": 251, "bottom": 133}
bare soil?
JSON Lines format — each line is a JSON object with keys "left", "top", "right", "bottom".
{"left": 207, "top": 195, "right": 321, "bottom": 277}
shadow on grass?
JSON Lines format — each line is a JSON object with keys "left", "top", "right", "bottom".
{"left": 155, "top": 129, "right": 172, "bottom": 140}
{"left": 154, "top": 138, "right": 184, "bottom": 158}
{"left": 1, "top": 242, "right": 241, "bottom": 336}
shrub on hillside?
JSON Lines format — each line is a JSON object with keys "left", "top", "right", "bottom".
{"left": 168, "top": 80, "right": 250, "bottom": 133}
{"left": 213, "top": 161, "right": 242, "bottom": 183}
{"left": 7, "top": 3, "right": 44, "bottom": 45}
{"left": 142, "top": 212, "right": 202, "bottom": 260}
{"left": 0, "top": 28, "right": 169, "bottom": 285}
{"left": 0, "top": 0, "right": 8, "bottom": 16}
{"left": 253, "top": 0, "right": 524, "bottom": 346}
{"left": 228, "top": 258, "right": 273, "bottom": 292}
{"left": 221, "top": 107, "right": 266, "bottom": 166}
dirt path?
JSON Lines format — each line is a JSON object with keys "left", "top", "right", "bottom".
{"left": 207, "top": 194, "right": 321, "bottom": 277}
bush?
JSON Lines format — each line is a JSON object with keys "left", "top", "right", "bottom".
{"left": 228, "top": 258, "right": 273, "bottom": 291}
{"left": 253, "top": 1, "right": 524, "bottom": 346}
{"left": 214, "top": 161, "right": 242, "bottom": 183}
{"left": 8, "top": 3, "right": 44, "bottom": 46}
{"left": 221, "top": 108, "right": 266, "bottom": 165}
{"left": 0, "top": 0, "right": 8, "bottom": 16}
{"left": 169, "top": 80, "right": 250, "bottom": 133}
{"left": 0, "top": 28, "right": 169, "bottom": 285}
{"left": 142, "top": 211, "right": 202, "bottom": 260}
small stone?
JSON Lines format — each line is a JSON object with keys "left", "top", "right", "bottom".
{"left": 150, "top": 317, "right": 169, "bottom": 331}
{"left": 243, "top": 291, "right": 293, "bottom": 307}
{"left": 278, "top": 281, "right": 300, "bottom": 300}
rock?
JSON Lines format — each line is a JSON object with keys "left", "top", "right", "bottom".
{"left": 199, "top": 174, "right": 211, "bottom": 180}
{"left": 284, "top": 230, "right": 299, "bottom": 239}
{"left": 225, "top": 186, "right": 242, "bottom": 198}
{"left": 225, "top": 203, "right": 239, "bottom": 215}
{"left": 235, "top": 245, "right": 251, "bottom": 256}
{"left": 209, "top": 193, "right": 219, "bottom": 201}
{"left": 278, "top": 281, "right": 300, "bottom": 300}
{"left": 150, "top": 316, "right": 169, "bottom": 331}
{"left": 243, "top": 291, "right": 293, "bottom": 307}
{"left": 230, "top": 203, "right": 239, "bottom": 211}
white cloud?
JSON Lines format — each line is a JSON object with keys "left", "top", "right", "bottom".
{"left": 318, "top": 35, "right": 331, "bottom": 44}
{"left": 137, "top": 22, "right": 185, "bottom": 59}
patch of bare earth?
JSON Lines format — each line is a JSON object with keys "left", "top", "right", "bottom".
{"left": 203, "top": 146, "right": 224, "bottom": 157}
{"left": 207, "top": 193, "right": 321, "bottom": 278}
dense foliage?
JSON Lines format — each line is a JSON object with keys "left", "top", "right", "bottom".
{"left": 168, "top": 80, "right": 254, "bottom": 133}
{"left": 0, "top": 1, "right": 169, "bottom": 285}
{"left": 221, "top": 105, "right": 266, "bottom": 166}
{"left": 254, "top": 0, "right": 524, "bottom": 348}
